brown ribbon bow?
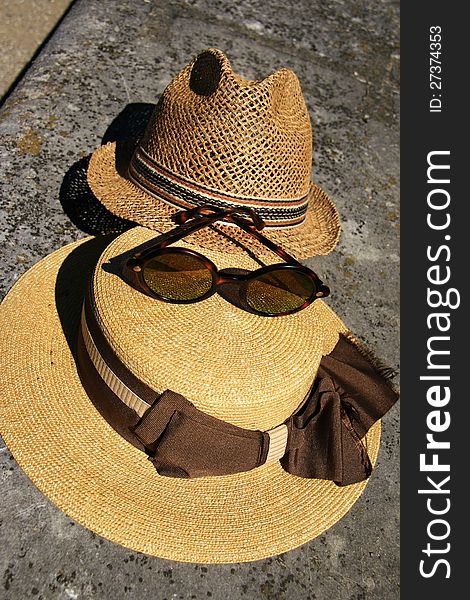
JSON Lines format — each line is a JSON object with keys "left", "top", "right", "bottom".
{"left": 124, "top": 335, "right": 397, "bottom": 486}
{"left": 76, "top": 289, "right": 398, "bottom": 486}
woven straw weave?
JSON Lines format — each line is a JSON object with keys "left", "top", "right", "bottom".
{"left": 92, "top": 228, "right": 344, "bottom": 430}
{"left": 87, "top": 49, "right": 341, "bottom": 259}
{"left": 0, "top": 233, "right": 381, "bottom": 562}
{"left": 141, "top": 48, "right": 312, "bottom": 198}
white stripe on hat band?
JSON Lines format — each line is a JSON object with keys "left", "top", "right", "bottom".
{"left": 81, "top": 308, "right": 150, "bottom": 418}
{"left": 265, "top": 424, "right": 289, "bottom": 464}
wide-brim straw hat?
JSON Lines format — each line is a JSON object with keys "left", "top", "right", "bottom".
{"left": 86, "top": 48, "right": 341, "bottom": 259}
{"left": 0, "top": 226, "right": 397, "bottom": 563}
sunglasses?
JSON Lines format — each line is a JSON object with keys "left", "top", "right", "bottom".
{"left": 124, "top": 205, "right": 330, "bottom": 317}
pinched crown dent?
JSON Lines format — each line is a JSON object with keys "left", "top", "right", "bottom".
{"left": 138, "top": 48, "right": 313, "bottom": 199}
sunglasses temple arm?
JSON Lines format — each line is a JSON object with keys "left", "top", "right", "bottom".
{"left": 154, "top": 213, "right": 228, "bottom": 249}
{"left": 153, "top": 210, "right": 295, "bottom": 258}
{"left": 153, "top": 206, "right": 302, "bottom": 262}
{"left": 231, "top": 216, "right": 329, "bottom": 294}
{"left": 230, "top": 216, "right": 305, "bottom": 267}
{"left": 144, "top": 209, "right": 325, "bottom": 283}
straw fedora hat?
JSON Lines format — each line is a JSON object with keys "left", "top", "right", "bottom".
{"left": 86, "top": 48, "right": 341, "bottom": 259}
{"left": 0, "top": 225, "right": 397, "bottom": 563}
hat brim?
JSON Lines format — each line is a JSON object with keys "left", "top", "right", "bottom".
{"left": 87, "top": 142, "right": 341, "bottom": 259}
{"left": 0, "top": 238, "right": 380, "bottom": 563}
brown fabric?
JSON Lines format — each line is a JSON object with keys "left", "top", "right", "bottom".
{"left": 76, "top": 326, "right": 146, "bottom": 451}
{"left": 280, "top": 334, "right": 398, "bottom": 485}
{"left": 83, "top": 290, "right": 157, "bottom": 405}
{"left": 77, "top": 334, "right": 269, "bottom": 477}
{"left": 77, "top": 296, "right": 270, "bottom": 476}
{"left": 132, "top": 389, "right": 269, "bottom": 477}
{"left": 76, "top": 295, "right": 398, "bottom": 485}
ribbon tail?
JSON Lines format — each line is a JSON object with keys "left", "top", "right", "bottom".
{"left": 280, "top": 377, "right": 377, "bottom": 486}
{"left": 336, "top": 401, "right": 373, "bottom": 486}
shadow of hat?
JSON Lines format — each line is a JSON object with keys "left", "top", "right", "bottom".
{"left": 59, "top": 102, "right": 155, "bottom": 236}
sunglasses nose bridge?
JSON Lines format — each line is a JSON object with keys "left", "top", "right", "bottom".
{"left": 216, "top": 268, "right": 251, "bottom": 284}
{"left": 218, "top": 273, "right": 241, "bottom": 284}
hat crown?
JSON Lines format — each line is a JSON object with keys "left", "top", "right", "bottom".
{"left": 138, "top": 48, "right": 312, "bottom": 199}
{"left": 92, "top": 228, "right": 342, "bottom": 431}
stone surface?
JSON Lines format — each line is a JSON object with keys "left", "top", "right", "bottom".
{"left": 0, "top": 0, "right": 73, "bottom": 98}
{"left": 0, "top": 0, "right": 400, "bottom": 598}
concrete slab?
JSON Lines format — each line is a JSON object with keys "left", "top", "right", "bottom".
{"left": 0, "top": 0, "right": 399, "bottom": 598}
{"left": 0, "top": 0, "right": 73, "bottom": 98}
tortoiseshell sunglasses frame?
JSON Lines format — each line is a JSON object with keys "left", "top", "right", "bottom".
{"left": 123, "top": 205, "right": 330, "bottom": 317}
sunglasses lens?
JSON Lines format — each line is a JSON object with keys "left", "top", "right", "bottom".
{"left": 143, "top": 252, "right": 213, "bottom": 301}
{"left": 245, "top": 269, "right": 315, "bottom": 315}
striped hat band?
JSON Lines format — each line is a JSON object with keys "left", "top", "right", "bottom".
{"left": 128, "top": 148, "right": 309, "bottom": 228}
